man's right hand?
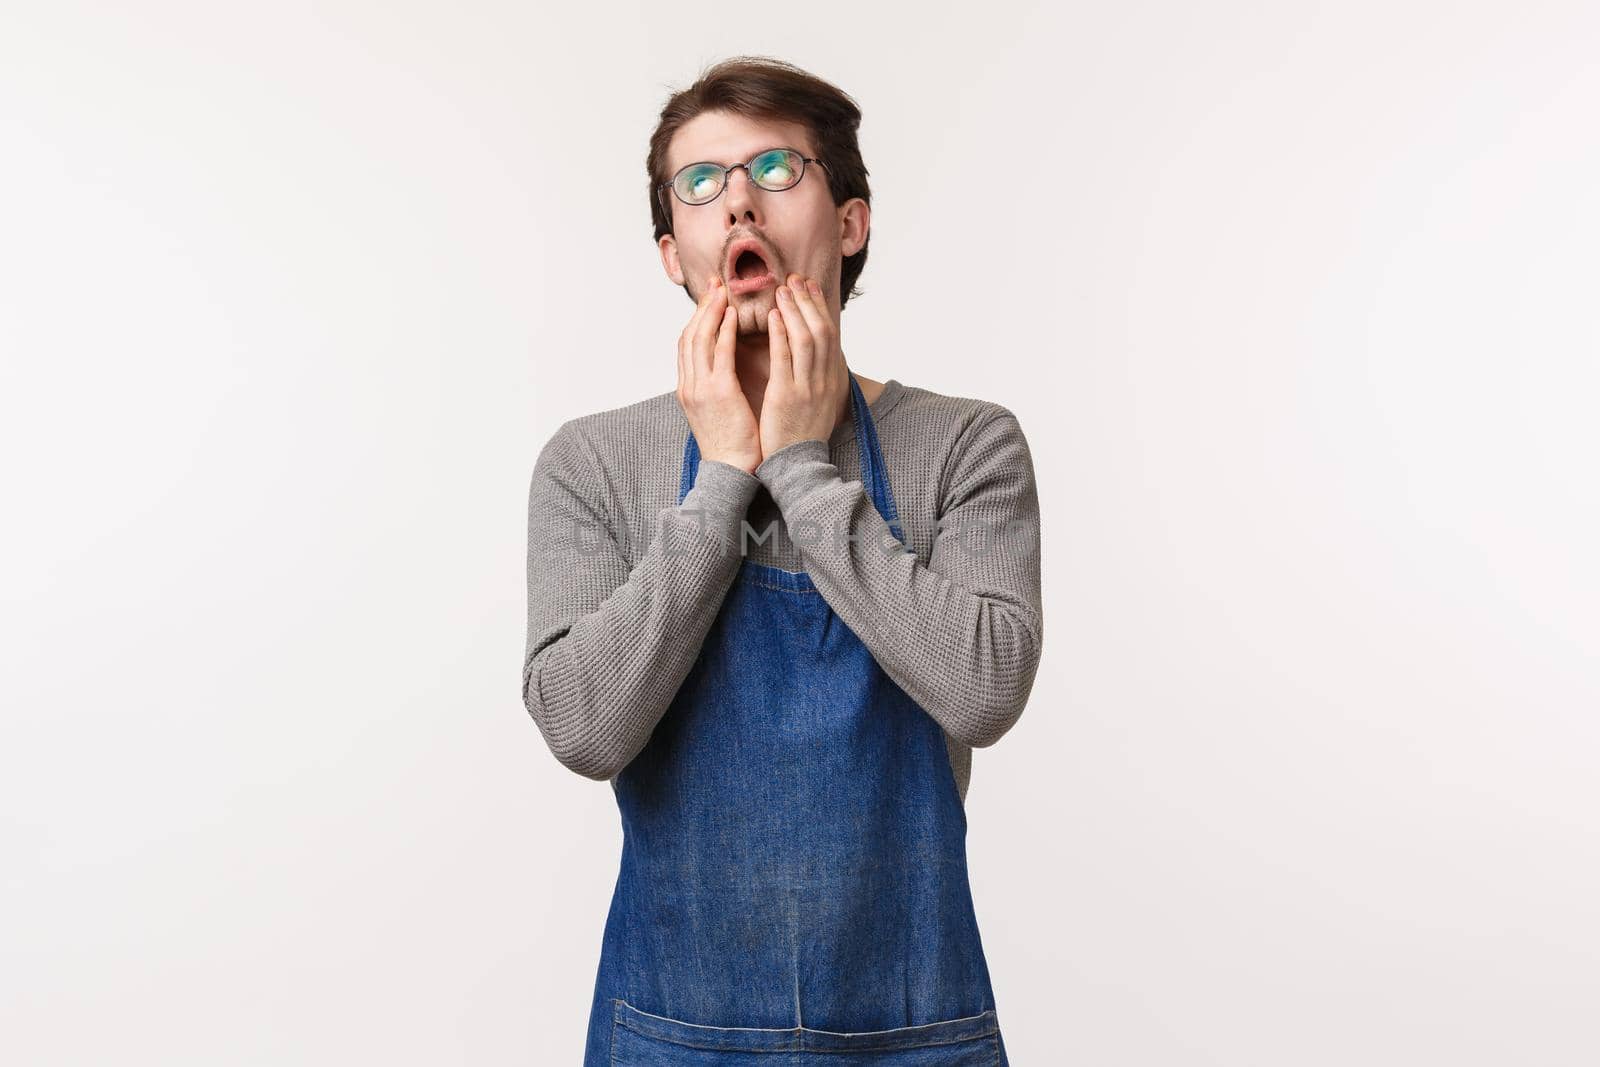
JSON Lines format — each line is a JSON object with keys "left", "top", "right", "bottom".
{"left": 677, "top": 272, "right": 762, "bottom": 475}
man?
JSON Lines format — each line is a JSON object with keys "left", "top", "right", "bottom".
{"left": 523, "top": 56, "right": 1041, "bottom": 1065}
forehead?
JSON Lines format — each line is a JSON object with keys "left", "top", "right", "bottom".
{"left": 667, "top": 110, "right": 817, "bottom": 171}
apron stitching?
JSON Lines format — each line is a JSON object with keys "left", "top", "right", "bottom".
{"left": 807, "top": 1034, "right": 997, "bottom": 1053}
{"left": 790, "top": 891, "right": 803, "bottom": 1029}
{"left": 740, "top": 577, "right": 822, "bottom": 594}
{"left": 800, "top": 1008, "right": 998, "bottom": 1036}
{"left": 612, "top": 1017, "right": 995, "bottom": 1055}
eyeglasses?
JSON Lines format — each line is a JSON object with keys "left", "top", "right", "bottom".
{"left": 657, "top": 147, "right": 828, "bottom": 219}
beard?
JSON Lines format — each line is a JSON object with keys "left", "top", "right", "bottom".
{"left": 733, "top": 292, "right": 775, "bottom": 335}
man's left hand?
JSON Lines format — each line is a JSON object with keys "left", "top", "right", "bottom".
{"left": 760, "top": 272, "right": 850, "bottom": 460}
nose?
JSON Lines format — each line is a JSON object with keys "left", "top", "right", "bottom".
{"left": 720, "top": 165, "right": 762, "bottom": 228}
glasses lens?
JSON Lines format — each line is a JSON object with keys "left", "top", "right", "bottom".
{"left": 750, "top": 149, "right": 805, "bottom": 191}
{"left": 671, "top": 150, "right": 807, "bottom": 205}
{"left": 675, "top": 163, "right": 725, "bottom": 205}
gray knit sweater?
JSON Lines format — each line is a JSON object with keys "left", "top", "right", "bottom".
{"left": 522, "top": 377, "right": 1043, "bottom": 805}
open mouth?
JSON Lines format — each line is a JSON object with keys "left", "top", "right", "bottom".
{"left": 733, "top": 249, "right": 769, "bottom": 279}
{"left": 724, "top": 239, "right": 777, "bottom": 293}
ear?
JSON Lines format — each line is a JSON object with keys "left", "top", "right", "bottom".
{"left": 838, "top": 197, "right": 870, "bottom": 258}
{"left": 659, "top": 233, "right": 685, "bottom": 286}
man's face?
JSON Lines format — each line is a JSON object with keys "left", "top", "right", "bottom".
{"left": 659, "top": 110, "right": 859, "bottom": 335}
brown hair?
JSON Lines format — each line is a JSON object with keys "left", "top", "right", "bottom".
{"left": 647, "top": 55, "right": 872, "bottom": 309}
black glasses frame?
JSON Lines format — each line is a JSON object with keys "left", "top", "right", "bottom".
{"left": 656, "top": 147, "right": 829, "bottom": 223}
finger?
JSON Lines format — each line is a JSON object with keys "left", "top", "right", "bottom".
{"left": 681, "top": 273, "right": 720, "bottom": 395}
{"left": 777, "top": 281, "right": 813, "bottom": 381}
{"left": 683, "top": 271, "right": 719, "bottom": 345}
{"left": 712, "top": 304, "right": 736, "bottom": 380}
{"left": 677, "top": 328, "right": 688, "bottom": 396}
{"left": 785, "top": 276, "right": 832, "bottom": 383}
{"left": 693, "top": 276, "right": 728, "bottom": 379}
{"left": 767, "top": 303, "right": 792, "bottom": 387}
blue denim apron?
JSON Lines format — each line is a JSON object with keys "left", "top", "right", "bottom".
{"left": 582, "top": 374, "right": 1010, "bottom": 1065}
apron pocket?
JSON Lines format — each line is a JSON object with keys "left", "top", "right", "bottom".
{"left": 611, "top": 998, "right": 800, "bottom": 1061}
{"left": 611, "top": 998, "right": 1002, "bottom": 1065}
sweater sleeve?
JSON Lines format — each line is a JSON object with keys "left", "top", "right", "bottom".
{"left": 753, "top": 406, "right": 1043, "bottom": 748}
{"left": 522, "top": 419, "right": 760, "bottom": 781}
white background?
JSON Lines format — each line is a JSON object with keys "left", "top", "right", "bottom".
{"left": 3, "top": 2, "right": 1597, "bottom": 1064}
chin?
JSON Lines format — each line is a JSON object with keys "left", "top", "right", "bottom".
{"left": 736, "top": 297, "right": 773, "bottom": 334}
